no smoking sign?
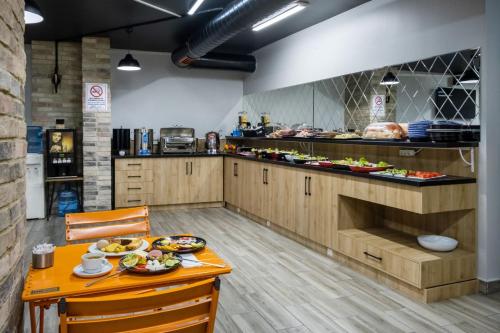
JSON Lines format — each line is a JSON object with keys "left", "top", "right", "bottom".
{"left": 85, "top": 83, "right": 108, "bottom": 112}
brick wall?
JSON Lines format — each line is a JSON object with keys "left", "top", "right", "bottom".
{"left": 0, "top": 0, "right": 26, "bottom": 331}
{"left": 31, "top": 41, "right": 83, "bottom": 174}
{"left": 82, "top": 37, "right": 112, "bottom": 211}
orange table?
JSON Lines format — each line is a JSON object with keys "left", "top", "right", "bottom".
{"left": 22, "top": 238, "right": 231, "bottom": 333}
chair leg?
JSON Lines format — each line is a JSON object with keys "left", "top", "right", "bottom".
{"left": 207, "top": 277, "right": 221, "bottom": 333}
{"left": 29, "top": 302, "right": 37, "bottom": 333}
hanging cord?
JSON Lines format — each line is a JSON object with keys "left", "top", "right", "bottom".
{"left": 459, "top": 147, "right": 475, "bottom": 173}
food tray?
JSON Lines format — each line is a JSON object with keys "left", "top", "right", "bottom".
{"left": 152, "top": 236, "right": 207, "bottom": 254}
{"left": 370, "top": 171, "right": 447, "bottom": 180}
{"left": 349, "top": 165, "right": 393, "bottom": 173}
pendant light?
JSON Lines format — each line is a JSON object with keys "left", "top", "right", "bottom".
{"left": 117, "top": 28, "right": 141, "bottom": 71}
{"left": 380, "top": 71, "right": 400, "bottom": 86}
{"left": 25, "top": 0, "right": 44, "bottom": 24}
{"left": 458, "top": 69, "right": 479, "bottom": 84}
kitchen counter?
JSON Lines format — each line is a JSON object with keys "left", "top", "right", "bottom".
{"left": 226, "top": 154, "right": 476, "bottom": 187}
{"left": 112, "top": 153, "right": 224, "bottom": 159}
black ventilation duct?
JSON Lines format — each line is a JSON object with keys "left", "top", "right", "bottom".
{"left": 171, "top": 0, "right": 295, "bottom": 72}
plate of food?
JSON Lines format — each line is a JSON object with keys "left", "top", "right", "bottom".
{"left": 348, "top": 157, "right": 393, "bottom": 173}
{"left": 88, "top": 238, "right": 149, "bottom": 257}
{"left": 119, "top": 250, "right": 182, "bottom": 275}
{"left": 370, "top": 169, "right": 446, "bottom": 180}
{"left": 152, "top": 236, "right": 206, "bottom": 254}
{"left": 334, "top": 133, "right": 362, "bottom": 140}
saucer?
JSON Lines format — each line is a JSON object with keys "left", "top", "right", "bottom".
{"left": 73, "top": 262, "right": 113, "bottom": 278}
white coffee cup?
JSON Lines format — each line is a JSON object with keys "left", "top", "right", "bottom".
{"left": 81, "top": 253, "right": 108, "bottom": 273}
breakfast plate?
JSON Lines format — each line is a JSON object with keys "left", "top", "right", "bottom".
{"left": 152, "top": 236, "right": 206, "bottom": 254}
{"left": 88, "top": 239, "right": 150, "bottom": 257}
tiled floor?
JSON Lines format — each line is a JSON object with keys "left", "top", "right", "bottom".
{"left": 23, "top": 208, "right": 500, "bottom": 332}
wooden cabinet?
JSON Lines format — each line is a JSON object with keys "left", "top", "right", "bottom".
{"left": 293, "top": 170, "right": 335, "bottom": 248}
{"left": 269, "top": 165, "right": 298, "bottom": 233}
{"left": 115, "top": 157, "right": 223, "bottom": 208}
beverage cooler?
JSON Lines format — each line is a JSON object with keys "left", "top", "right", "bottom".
{"left": 26, "top": 153, "right": 45, "bottom": 219}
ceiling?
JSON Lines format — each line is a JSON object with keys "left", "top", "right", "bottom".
{"left": 25, "top": 0, "right": 369, "bottom": 54}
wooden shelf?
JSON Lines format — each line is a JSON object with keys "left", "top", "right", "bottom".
{"left": 225, "top": 136, "right": 479, "bottom": 149}
{"left": 338, "top": 227, "right": 475, "bottom": 289}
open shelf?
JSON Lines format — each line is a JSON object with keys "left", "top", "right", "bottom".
{"left": 225, "top": 136, "right": 479, "bottom": 149}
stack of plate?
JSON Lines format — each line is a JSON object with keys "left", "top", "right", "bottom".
{"left": 408, "top": 120, "right": 433, "bottom": 142}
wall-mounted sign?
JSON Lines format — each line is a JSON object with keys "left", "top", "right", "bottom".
{"left": 85, "top": 83, "right": 108, "bottom": 112}
{"left": 370, "top": 94, "right": 386, "bottom": 120}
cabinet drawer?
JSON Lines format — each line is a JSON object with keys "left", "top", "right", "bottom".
{"left": 115, "top": 193, "right": 152, "bottom": 208}
{"left": 115, "top": 159, "right": 152, "bottom": 171}
{"left": 115, "top": 170, "right": 153, "bottom": 183}
{"left": 115, "top": 182, "right": 154, "bottom": 194}
{"left": 338, "top": 231, "right": 421, "bottom": 288}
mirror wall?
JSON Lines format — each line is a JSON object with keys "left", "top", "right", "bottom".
{"left": 242, "top": 48, "right": 480, "bottom": 132}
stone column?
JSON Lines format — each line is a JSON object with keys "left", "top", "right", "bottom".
{"left": 82, "top": 37, "right": 112, "bottom": 211}
{"left": 0, "top": 0, "right": 26, "bottom": 331}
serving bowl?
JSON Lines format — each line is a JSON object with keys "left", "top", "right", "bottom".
{"left": 417, "top": 235, "right": 458, "bottom": 252}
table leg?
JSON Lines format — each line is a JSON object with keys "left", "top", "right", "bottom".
{"left": 39, "top": 305, "right": 45, "bottom": 333}
{"left": 29, "top": 302, "right": 36, "bottom": 333}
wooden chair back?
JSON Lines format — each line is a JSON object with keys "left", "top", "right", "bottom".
{"left": 58, "top": 277, "right": 221, "bottom": 333}
{"left": 65, "top": 206, "right": 150, "bottom": 243}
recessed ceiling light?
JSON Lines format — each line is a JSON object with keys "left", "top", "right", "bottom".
{"left": 252, "top": 1, "right": 308, "bottom": 32}
{"left": 25, "top": 0, "right": 44, "bottom": 24}
{"left": 188, "top": 0, "right": 206, "bottom": 16}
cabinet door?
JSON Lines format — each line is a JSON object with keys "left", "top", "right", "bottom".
{"left": 294, "top": 170, "right": 311, "bottom": 238}
{"left": 269, "top": 166, "right": 297, "bottom": 232}
{"left": 224, "top": 158, "right": 244, "bottom": 208}
{"left": 308, "top": 173, "right": 335, "bottom": 248}
{"left": 190, "top": 157, "right": 223, "bottom": 203}
{"left": 153, "top": 158, "right": 191, "bottom": 205}
{"left": 241, "top": 161, "right": 265, "bottom": 218}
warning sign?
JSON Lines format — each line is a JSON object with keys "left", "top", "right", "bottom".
{"left": 370, "top": 94, "right": 386, "bottom": 121}
{"left": 85, "top": 83, "right": 108, "bottom": 112}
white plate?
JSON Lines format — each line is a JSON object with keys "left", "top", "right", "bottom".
{"left": 73, "top": 262, "right": 113, "bottom": 278}
{"left": 88, "top": 240, "right": 150, "bottom": 257}
{"left": 417, "top": 235, "right": 458, "bottom": 252}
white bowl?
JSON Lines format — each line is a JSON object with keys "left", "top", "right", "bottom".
{"left": 417, "top": 235, "right": 458, "bottom": 252}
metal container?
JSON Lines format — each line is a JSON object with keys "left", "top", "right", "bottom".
{"left": 133, "top": 128, "right": 153, "bottom": 155}
{"left": 159, "top": 127, "right": 195, "bottom": 154}
{"left": 32, "top": 251, "right": 54, "bottom": 269}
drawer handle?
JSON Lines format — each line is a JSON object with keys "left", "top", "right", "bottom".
{"left": 128, "top": 175, "right": 141, "bottom": 178}
{"left": 128, "top": 187, "right": 142, "bottom": 190}
{"left": 363, "top": 251, "right": 382, "bottom": 261}
{"left": 308, "top": 177, "right": 311, "bottom": 196}
{"left": 127, "top": 163, "right": 142, "bottom": 166}
{"left": 304, "top": 177, "right": 307, "bottom": 195}
{"left": 127, "top": 199, "right": 141, "bottom": 203}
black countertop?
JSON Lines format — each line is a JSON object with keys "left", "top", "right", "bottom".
{"left": 112, "top": 153, "right": 224, "bottom": 159}
{"left": 226, "top": 154, "right": 476, "bottom": 187}
{"left": 225, "top": 136, "right": 479, "bottom": 148}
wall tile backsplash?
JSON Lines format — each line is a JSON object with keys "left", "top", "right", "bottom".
{"left": 242, "top": 48, "right": 480, "bottom": 131}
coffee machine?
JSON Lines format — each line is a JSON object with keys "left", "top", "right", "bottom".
{"left": 134, "top": 128, "right": 153, "bottom": 156}
{"left": 205, "top": 131, "right": 220, "bottom": 154}
{"left": 112, "top": 128, "right": 131, "bottom": 156}
{"left": 46, "top": 129, "right": 78, "bottom": 177}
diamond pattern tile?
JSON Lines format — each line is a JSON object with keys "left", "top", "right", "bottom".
{"left": 242, "top": 48, "right": 480, "bottom": 131}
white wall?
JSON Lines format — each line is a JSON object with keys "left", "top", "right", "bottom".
{"left": 478, "top": 0, "right": 500, "bottom": 283}
{"left": 244, "top": 0, "right": 484, "bottom": 94}
{"left": 111, "top": 49, "right": 244, "bottom": 138}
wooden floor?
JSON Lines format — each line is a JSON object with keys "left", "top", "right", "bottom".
{"left": 23, "top": 208, "right": 500, "bottom": 333}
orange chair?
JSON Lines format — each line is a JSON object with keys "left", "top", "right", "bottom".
{"left": 65, "top": 206, "right": 150, "bottom": 244}
{"left": 58, "top": 277, "right": 221, "bottom": 333}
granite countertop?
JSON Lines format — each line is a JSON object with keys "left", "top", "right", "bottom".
{"left": 112, "top": 152, "right": 224, "bottom": 159}
{"left": 225, "top": 154, "right": 476, "bottom": 187}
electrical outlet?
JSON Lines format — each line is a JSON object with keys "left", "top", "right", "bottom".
{"left": 326, "top": 248, "right": 334, "bottom": 257}
{"left": 266, "top": 221, "right": 271, "bottom": 227}
{"left": 237, "top": 208, "right": 240, "bottom": 213}
{"left": 399, "top": 149, "right": 416, "bottom": 157}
